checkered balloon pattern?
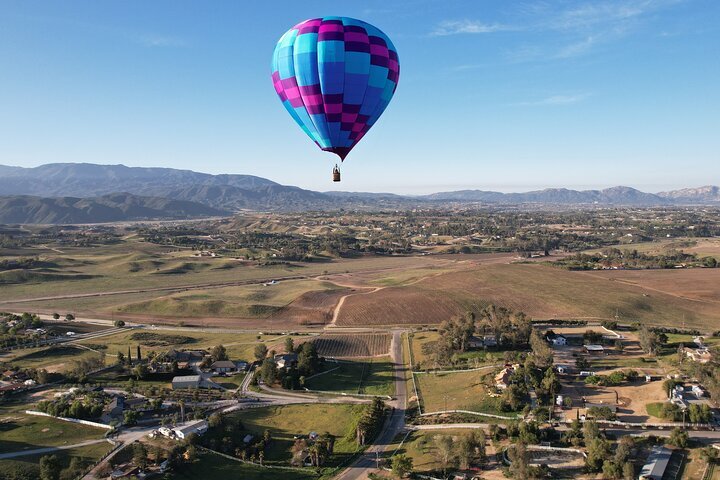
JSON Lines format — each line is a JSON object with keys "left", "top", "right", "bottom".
{"left": 271, "top": 17, "right": 399, "bottom": 161}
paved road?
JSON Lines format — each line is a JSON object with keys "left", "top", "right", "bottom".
{"left": 336, "top": 329, "right": 407, "bottom": 480}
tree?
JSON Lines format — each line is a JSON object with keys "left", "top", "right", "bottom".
{"left": 210, "top": 344, "right": 228, "bottom": 362}
{"left": 39, "top": 454, "right": 61, "bottom": 480}
{"left": 132, "top": 442, "right": 148, "bottom": 469}
{"left": 529, "top": 330, "right": 553, "bottom": 368}
{"left": 132, "top": 364, "right": 149, "bottom": 380}
{"left": 391, "top": 454, "right": 413, "bottom": 478}
{"left": 508, "top": 442, "right": 530, "bottom": 479}
{"left": 668, "top": 427, "right": 689, "bottom": 448}
{"left": 433, "top": 434, "right": 456, "bottom": 476}
{"left": 638, "top": 326, "right": 661, "bottom": 355}
{"left": 254, "top": 344, "right": 268, "bottom": 362}
{"left": 622, "top": 461, "right": 635, "bottom": 480}
{"left": 52, "top": 313, "right": 60, "bottom": 320}
{"left": 285, "top": 337, "right": 294, "bottom": 353}
{"left": 259, "top": 358, "right": 278, "bottom": 385}
{"left": 124, "top": 410, "right": 139, "bottom": 426}
{"left": 65, "top": 313, "right": 75, "bottom": 321}
{"left": 185, "top": 445, "right": 197, "bottom": 463}
{"left": 586, "top": 438, "right": 612, "bottom": 472}
{"left": 116, "top": 351, "right": 126, "bottom": 365}
{"left": 114, "top": 319, "right": 125, "bottom": 327}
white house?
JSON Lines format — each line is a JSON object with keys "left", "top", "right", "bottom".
{"left": 551, "top": 335, "right": 567, "bottom": 346}
{"left": 172, "top": 420, "right": 208, "bottom": 440}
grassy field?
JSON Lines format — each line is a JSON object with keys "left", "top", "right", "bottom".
{"left": 409, "top": 331, "right": 502, "bottom": 370}
{"left": 230, "top": 404, "right": 363, "bottom": 466}
{"left": 0, "top": 442, "right": 113, "bottom": 480}
{"left": 304, "top": 357, "right": 395, "bottom": 396}
{"left": 337, "top": 263, "right": 720, "bottom": 329}
{"left": 74, "top": 329, "right": 307, "bottom": 364}
{"left": 415, "top": 369, "right": 510, "bottom": 415}
{"left": 0, "top": 414, "right": 108, "bottom": 453}
{"left": 1, "top": 345, "right": 105, "bottom": 372}
{"left": 582, "top": 237, "right": 720, "bottom": 260}
{"left": 170, "top": 452, "right": 319, "bottom": 480}
{"left": 387, "top": 428, "right": 486, "bottom": 474}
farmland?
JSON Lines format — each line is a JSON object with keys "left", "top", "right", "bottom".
{"left": 308, "top": 333, "right": 391, "bottom": 357}
{"left": 336, "top": 263, "right": 720, "bottom": 329}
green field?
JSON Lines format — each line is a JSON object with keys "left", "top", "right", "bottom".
{"left": 0, "top": 442, "right": 113, "bottom": 480}
{"left": 2, "top": 345, "right": 104, "bottom": 372}
{"left": 386, "top": 428, "right": 482, "bottom": 474}
{"left": 74, "top": 329, "right": 305, "bottom": 364}
{"left": 409, "top": 331, "right": 502, "bottom": 370}
{"left": 0, "top": 414, "right": 107, "bottom": 453}
{"left": 415, "top": 370, "right": 512, "bottom": 416}
{"left": 171, "top": 451, "right": 319, "bottom": 480}
{"left": 304, "top": 357, "right": 395, "bottom": 396}
{"left": 230, "top": 404, "right": 363, "bottom": 466}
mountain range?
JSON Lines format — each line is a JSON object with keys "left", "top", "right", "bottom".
{"left": 0, "top": 163, "right": 718, "bottom": 223}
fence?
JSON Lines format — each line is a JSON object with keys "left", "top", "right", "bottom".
{"left": 25, "top": 410, "right": 113, "bottom": 430}
{"left": 419, "top": 409, "right": 519, "bottom": 421}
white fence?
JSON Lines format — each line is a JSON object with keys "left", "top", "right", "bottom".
{"left": 25, "top": 410, "right": 113, "bottom": 430}
{"left": 419, "top": 409, "right": 519, "bottom": 420}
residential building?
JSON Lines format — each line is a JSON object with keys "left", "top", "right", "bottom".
{"left": 639, "top": 445, "right": 672, "bottom": 480}
{"left": 172, "top": 420, "right": 208, "bottom": 440}
{"left": 210, "top": 360, "right": 237, "bottom": 373}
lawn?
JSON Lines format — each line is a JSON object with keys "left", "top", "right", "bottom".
{"left": 415, "top": 370, "right": 514, "bottom": 416}
{"left": 0, "top": 442, "right": 113, "bottom": 480}
{"left": 409, "top": 331, "right": 503, "bottom": 370}
{"left": 2, "top": 345, "right": 104, "bottom": 372}
{"left": 74, "top": 329, "right": 303, "bottom": 364}
{"left": 0, "top": 414, "right": 108, "bottom": 453}
{"left": 387, "top": 428, "right": 485, "bottom": 475}
{"left": 170, "top": 451, "right": 319, "bottom": 480}
{"left": 304, "top": 357, "right": 395, "bottom": 396}
{"left": 230, "top": 404, "right": 364, "bottom": 466}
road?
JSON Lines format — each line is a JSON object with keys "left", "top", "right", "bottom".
{"left": 335, "top": 329, "right": 407, "bottom": 480}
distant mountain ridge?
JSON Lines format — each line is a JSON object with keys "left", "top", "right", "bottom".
{"left": 0, "top": 193, "right": 228, "bottom": 224}
{"left": 0, "top": 163, "right": 717, "bottom": 222}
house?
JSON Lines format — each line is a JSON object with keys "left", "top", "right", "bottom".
{"left": 684, "top": 347, "right": 712, "bottom": 364}
{"left": 172, "top": 419, "right": 208, "bottom": 440}
{"left": 171, "top": 375, "right": 222, "bottom": 390}
{"left": 483, "top": 335, "right": 498, "bottom": 347}
{"left": 210, "top": 360, "right": 237, "bottom": 374}
{"left": 274, "top": 353, "right": 298, "bottom": 369}
{"left": 106, "top": 395, "right": 126, "bottom": 419}
{"left": 158, "top": 426, "right": 173, "bottom": 437}
{"left": 467, "top": 336, "right": 484, "bottom": 349}
{"left": 639, "top": 445, "right": 672, "bottom": 480}
{"left": 546, "top": 332, "right": 567, "bottom": 346}
{"left": 584, "top": 344, "right": 604, "bottom": 354}
{"left": 235, "top": 361, "right": 249, "bottom": 372}
{"left": 495, "top": 366, "right": 515, "bottom": 390}
{"left": 692, "top": 385, "right": 705, "bottom": 398}
{"left": 166, "top": 349, "right": 208, "bottom": 363}
{"left": 243, "top": 434, "right": 254, "bottom": 444}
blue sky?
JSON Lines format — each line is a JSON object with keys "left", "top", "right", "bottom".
{"left": 1, "top": 0, "right": 718, "bottom": 194}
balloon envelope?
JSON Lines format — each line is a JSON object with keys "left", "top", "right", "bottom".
{"left": 271, "top": 17, "right": 399, "bottom": 161}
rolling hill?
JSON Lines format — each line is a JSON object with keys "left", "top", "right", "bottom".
{"left": 0, "top": 163, "right": 718, "bottom": 219}
{"left": 0, "top": 193, "right": 228, "bottom": 224}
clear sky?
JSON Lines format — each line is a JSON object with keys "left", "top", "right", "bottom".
{"left": 1, "top": 0, "right": 718, "bottom": 194}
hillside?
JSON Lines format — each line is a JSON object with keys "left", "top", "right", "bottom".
{"left": 0, "top": 193, "right": 228, "bottom": 224}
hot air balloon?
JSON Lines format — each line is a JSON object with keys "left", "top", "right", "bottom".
{"left": 271, "top": 17, "right": 400, "bottom": 182}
